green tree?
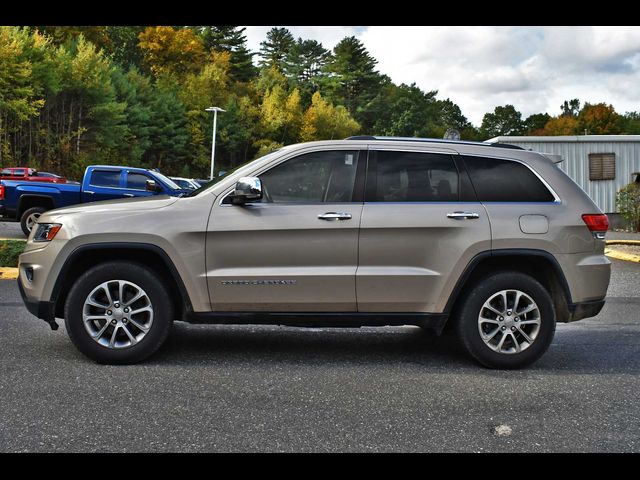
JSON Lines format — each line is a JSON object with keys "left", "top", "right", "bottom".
{"left": 480, "top": 105, "right": 524, "bottom": 138}
{"left": 196, "top": 26, "right": 257, "bottom": 82}
{"left": 258, "top": 27, "right": 294, "bottom": 71}
{"left": 285, "top": 38, "right": 331, "bottom": 103}
{"left": 324, "top": 36, "right": 382, "bottom": 129}
{"left": 523, "top": 113, "right": 551, "bottom": 135}
{"left": 560, "top": 98, "right": 581, "bottom": 117}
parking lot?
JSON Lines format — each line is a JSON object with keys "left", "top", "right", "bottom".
{"left": 0, "top": 254, "right": 638, "bottom": 452}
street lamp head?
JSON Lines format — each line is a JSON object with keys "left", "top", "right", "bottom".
{"left": 206, "top": 107, "right": 226, "bottom": 113}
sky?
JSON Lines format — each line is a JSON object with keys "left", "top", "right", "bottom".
{"left": 242, "top": 26, "right": 640, "bottom": 127}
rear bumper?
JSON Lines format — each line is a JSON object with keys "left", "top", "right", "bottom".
{"left": 568, "top": 298, "right": 605, "bottom": 322}
{"left": 17, "top": 274, "right": 57, "bottom": 329}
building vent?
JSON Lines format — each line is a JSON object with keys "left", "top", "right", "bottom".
{"left": 589, "top": 153, "right": 616, "bottom": 180}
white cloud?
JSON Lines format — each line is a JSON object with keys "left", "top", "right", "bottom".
{"left": 243, "top": 26, "right": 640, "bottom": 126}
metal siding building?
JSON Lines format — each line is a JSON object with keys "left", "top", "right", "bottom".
{"left": 487, "top": 135, "right": 640, "bottom": 213}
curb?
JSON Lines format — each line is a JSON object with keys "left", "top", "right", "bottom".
{"left": 0, "top": 238, "right": 26, "bottom": 242}
{"left": 0, "top": 267, "right": 18, "bottom": 280}
{"left": 605, "top": 240, "right": 640, "bottom": 263}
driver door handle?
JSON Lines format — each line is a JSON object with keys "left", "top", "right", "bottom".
{"left": 447, "top": 211, "right": 480, "bottom": 220}
{"left": 318, "top": 212, "right": 352, "bottom": 221}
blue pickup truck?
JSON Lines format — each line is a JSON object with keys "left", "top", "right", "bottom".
{"left": 0, "top": 165, "right": 189, "bottom": 235}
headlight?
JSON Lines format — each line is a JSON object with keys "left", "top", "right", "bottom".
{"left": 33, "top": 223, "right": 62, "bottom": 242}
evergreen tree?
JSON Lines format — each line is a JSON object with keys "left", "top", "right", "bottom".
{"left": 258, "top": 27, "right": 294, "bottom": 71}
{"left": 324, "top": 36, "right": 382, "bottom": 129}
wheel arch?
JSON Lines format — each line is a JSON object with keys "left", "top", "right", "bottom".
{"left": 17, "top": 195, "right": 55, "bottom": 218}
{"left": 444, "top": 249, "right": 573, "bottom": 324}
{"left": 51, "top": 243, "right": 193, "bottom": 320}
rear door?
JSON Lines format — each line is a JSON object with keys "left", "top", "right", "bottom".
{"left": 356, "top": 147, "right": 491, "bottom": 313}
{"left": 206, "top": 148, "right": 365, "bottom": 312}
{"left": 82, "top": 169, "right": 125, "bottom": 202}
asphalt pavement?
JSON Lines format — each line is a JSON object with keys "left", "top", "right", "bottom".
{"left": 0, "top": 258, "right": 638, "bottom": 452}
{"left": 0, "top": 221, "right": 23, "bottom": 240}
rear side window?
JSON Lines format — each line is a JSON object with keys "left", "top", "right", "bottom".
{"left": 90, "top": 170, "right": 121, "bottom": 188}
{"left": 367, "top": 151, "right": 459, "bottom": 202}
{"left": 464, "top": 156, "right": 555, "bottom": 202}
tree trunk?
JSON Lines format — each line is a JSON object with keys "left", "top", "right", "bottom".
{"left": 76, "top": 101, "right": 82, "bottom": 155}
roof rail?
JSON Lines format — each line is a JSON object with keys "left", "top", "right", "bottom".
{"left": 345, "top": 135, "right": 524, "bottom": 150}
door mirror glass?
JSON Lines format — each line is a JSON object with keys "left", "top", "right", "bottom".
{"left": 232, "top": 177, "right": 263, "bottom": 204}
{"left": 145, "top": 179, "right": 163, "bottom": 192}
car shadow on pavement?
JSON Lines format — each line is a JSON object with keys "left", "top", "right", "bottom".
{"left": 153, "top": 323, "right": 473, "bottom": 368}
{"left": 144, "top": 322, "right": 640, "bottom": 374}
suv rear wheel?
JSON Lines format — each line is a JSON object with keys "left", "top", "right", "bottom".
{"left": 456, "top": 271, "right": 556, "bottom": 369}
{"left": 64, "top": 261, "right": 174, "bottom": 364}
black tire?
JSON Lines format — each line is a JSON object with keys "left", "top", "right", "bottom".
{"left": 20, "top": 206, "right": 47, "bottom": 236}
{"left": 456, "top": 271, "right": 556, "bottom": 369}
{"left": 64, "top": 261, "right": 174, "bottom": 364}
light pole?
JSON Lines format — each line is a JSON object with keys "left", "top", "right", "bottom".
{"left": 205, "top": 106, "right": 225, "bottom": 180}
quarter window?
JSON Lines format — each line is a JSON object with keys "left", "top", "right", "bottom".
{"left": 258, "top": 150, "right": 359, "bottom": 203}
{"left": 90, "top": 170, "right": 121, "bottom": 188}
{"left": 589, "top": 153, "right": 615, "bottom": 181}
{"left": 367, "top": 151, "right": 459, "bottom": 202}
{"left": 464, "top": 156, "right": 555, "bottom": 202}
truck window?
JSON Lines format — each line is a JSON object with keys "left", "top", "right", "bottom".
{"left": 90, "top": 170, "right": 121, "bottom": 188}
{"left": 126, "top": 173, "right": 151, "bottom": 190}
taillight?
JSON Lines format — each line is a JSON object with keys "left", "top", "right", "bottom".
{"left": 582, "top": 214, "right": 609, "bottom": 239}
{"left": 0, "top": 184, "right": 4, "bottom": 200}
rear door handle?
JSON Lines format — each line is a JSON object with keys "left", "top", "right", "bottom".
{"left": 318, "top": 212, "right": 352, "bottom": 221}
{"left": 84, "top": 191, "right": 94, "bottom": 195}
{"left": 447, "top": 211, "right": 480, "bottom": 220}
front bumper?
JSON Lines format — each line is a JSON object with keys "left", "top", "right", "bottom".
{"left": 568, "top": 298, "right": 606, "bottom": 322}
{"left": 17, "top": 274, "right": 58, "bottom": 330}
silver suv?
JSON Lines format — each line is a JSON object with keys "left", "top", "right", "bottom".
{"left": 18, "top": 137, "right": 611, "bottom": 368}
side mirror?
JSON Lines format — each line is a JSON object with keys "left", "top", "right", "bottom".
{"left": 231, "top": 177, "right": 262, "bottom": 204}
{"left": 146, "top": 180, "right": 163, "bottom": 193}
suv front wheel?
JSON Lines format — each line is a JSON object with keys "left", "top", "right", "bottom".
{"left": 64, "top": 261, "right": 174, "bottom": 364}
{"left": 456, "top": 271, "right": 556, "bottom": 369}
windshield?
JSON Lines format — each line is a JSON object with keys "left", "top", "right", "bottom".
{"left": 153, "top": 171, "right": 182, "bottom": 190}
{"left": 184, "top": 149, "right": 284, "bottom": 197}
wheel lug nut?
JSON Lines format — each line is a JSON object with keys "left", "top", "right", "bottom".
{"left": 107, "top": 310, "right": 112, "bottom": 315}
{"left": 123, "top": 318, "right": 128, "bottom": 324}
{"left": 511, "top": 326, "right": 516, "bottom": 331}
{"left": 114, "top": 303, "right": 120, "bottom": 308}
{"left": 124, "top": 307, "right": 129, "bottom": 313}
{"left": 111, "top": 319, "right": 117, "bottom": 325}
{"left": 499, "top": 316, "right": 504, "bottom": 321}
{"left": 515, "top": 317, "right": 519, "bottom": 322}
{"left": 507, "top": 310, "right": 512, "bottom": 315}
{"left": 501, "top": 326, "right": 506, "bottom": 331}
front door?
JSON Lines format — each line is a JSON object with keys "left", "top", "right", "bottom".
{"left": 206, "top": 148, "right": 365, "bottom": 312}
{"left": 356, "top": 148, "right": 491, "bottom": 313}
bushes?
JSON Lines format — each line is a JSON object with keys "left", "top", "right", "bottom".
{"left": 616, "top": 182, "right": 640, "bottom": 232}
{"left": 0, "top": 240, "right": 25, "bottom": 267}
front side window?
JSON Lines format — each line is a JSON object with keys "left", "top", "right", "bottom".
{"left": 126, "top": 173, "right": 151, "bottom": 190}
{"left": 258, "top": 150, "right": 359, "bottom": 203}
{"left": 90, "top": 170, "right": 121, "bottom": 188}
{"left": 464, "top": 156, "right": 555, "bottom": 202}
{"left": 367, "top": 151, "right": 459, "bottom": 202}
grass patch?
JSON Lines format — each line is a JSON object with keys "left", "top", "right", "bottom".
{"left": 0, "top": 240, "right": 25, "bottom": 267}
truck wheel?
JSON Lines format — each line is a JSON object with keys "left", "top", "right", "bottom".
{"left": 20, "top": 206, "right": 47, "bottom": 235}
{"left": 64, "top": 261, "right": 174, "bottom": 364}
{"left": 456, "top": 271, "right": 556, "bottom": 369}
